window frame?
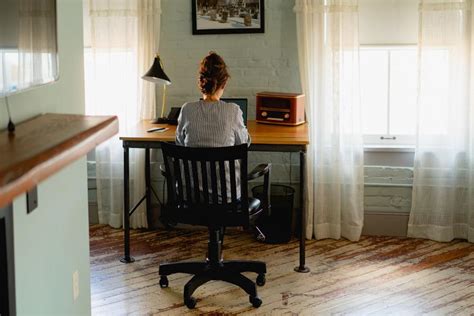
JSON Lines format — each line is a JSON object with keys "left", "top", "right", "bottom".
{"left": 360, "top": 44, "right": 418, "bottom": 148}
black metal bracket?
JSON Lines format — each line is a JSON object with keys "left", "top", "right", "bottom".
{"left": 26, "top": 187, "right": 38, "bottom": 214}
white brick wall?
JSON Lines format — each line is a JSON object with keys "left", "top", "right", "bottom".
{"left": 364, "top": 166, "right": 413, "bottom": 213}
{"left": 160, "top": 0, "right": 300, "bottom": 120}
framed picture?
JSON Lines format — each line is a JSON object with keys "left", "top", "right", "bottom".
{"left": 192, "top": 0, "right": 265, "bottom": 35}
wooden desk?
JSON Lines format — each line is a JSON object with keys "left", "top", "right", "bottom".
{"left": 120, "top": 120, "right": 310, "bottom": 273}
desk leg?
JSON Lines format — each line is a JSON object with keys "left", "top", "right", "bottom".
{"left": 295, "top": 150, "right": 310, "bottom": 273}
{"left": 121, "top": 146, "right": 135, "bottom": 263}
{"left": 145, "top": 148, "right": 152, "bottom": 228}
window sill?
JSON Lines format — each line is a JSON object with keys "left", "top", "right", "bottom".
{"left": 364, "top": 145, "right": 415, "bottom": 153}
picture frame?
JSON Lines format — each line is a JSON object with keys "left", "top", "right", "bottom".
{"left": 192, "top": 0, "right": 265, "bottom": 35}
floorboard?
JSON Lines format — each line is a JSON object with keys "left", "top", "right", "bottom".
{"left": 89, "top": 225, "right": 474, "bottom": 315}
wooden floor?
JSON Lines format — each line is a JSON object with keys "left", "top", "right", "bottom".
{"left": 90, "top": 225, "right": 474, "bottom": 315}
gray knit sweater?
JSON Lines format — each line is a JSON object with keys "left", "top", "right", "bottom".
{"left": 176, "top": 100, "right": 249, "bottom": 147}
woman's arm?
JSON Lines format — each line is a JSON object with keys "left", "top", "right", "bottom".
{"left": 234, "top": 107, "right": 251, "bottom": 146}
{"left": 175, "top": 105, "right": 186, "bottom": 145}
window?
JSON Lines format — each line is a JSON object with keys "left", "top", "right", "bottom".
{"left": 360, "top": 46, "right": 418, "bottom": 146}
{"left": 83, "top": 48, "right": 139, "bottom": 125}
{"left": 1, "top": 49, "right": 57, "bottom": 96}
{"left": 0, "top": 50, "right": 19, "bottom": 95}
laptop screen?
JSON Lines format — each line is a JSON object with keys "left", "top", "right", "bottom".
{"left": 220, "top": 98, "right": 248, "bottom": 125}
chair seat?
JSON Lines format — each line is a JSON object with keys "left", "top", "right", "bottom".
{"left": 178, "top": 197, "right": 260, "bottom": 213}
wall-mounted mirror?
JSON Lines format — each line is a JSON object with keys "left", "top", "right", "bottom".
{"left": 0, "top": 0, "right": 59, "bottom": 97}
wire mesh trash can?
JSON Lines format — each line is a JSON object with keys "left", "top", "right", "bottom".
{"left": 252, "top": 184, "right": 295, "bottom": 243}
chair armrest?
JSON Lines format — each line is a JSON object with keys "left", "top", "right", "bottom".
{"left": 248, "top": 163, "right": 271, "bottom": 181}
{"left": 160, "top": 165, "right": 167, "bottom": 177}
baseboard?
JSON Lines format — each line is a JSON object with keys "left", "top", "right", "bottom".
{"left": 88, "top": 202, "right": 410, "bottom": 238}
{"left": 362, "top": 211, "right": 409, "bottom": 237}
{"left": 88, "top": 202, "right": 99, "bottom": 224}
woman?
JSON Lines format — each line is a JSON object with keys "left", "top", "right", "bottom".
{"left": 176, "top": 51, "right": 249, "bottom": 147}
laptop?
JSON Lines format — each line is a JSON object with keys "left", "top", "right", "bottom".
{"left": 220, "top": 98, "right": 248, "bottom": 125}
{"left": 199, "top": 97, "right": 248, "bottom": 125}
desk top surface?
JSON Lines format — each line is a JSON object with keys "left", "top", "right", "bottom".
{"left": 120, "top": 120, "right": 309, "bottom": 145}
{"left": 0, "top": 113, "right": 118, "bottom": 208}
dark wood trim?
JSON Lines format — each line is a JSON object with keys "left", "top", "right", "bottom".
{"left": 191, "top": 0, "right": 265, "bottom": 35}
{"left": 0, "top": 113, "right": 118, "bottom": 209}
{"left": 0, "top": 204, "right": 15, "bottom": 316}
{"left": 123, "top": 141, "right": 306, "bottom": 153}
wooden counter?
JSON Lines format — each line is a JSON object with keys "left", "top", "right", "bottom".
{"left": 0, "top": 113, "right": 118, "bottom": 208}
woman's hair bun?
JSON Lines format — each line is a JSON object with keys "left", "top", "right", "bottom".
{"left": 198, "top": 51, "right": 230, "bottom": 96}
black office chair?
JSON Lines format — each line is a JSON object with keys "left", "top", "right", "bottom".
{"left": 158, "top": 142, "right": 271, "bottom": 309}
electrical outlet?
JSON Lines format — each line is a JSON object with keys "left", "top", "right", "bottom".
{"left": 73, "top": 270, "right": 79, "bottom": 301}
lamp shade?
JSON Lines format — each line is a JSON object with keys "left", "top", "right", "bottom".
{"left": 142, "top": 55, "right": 171, "bottom": 85}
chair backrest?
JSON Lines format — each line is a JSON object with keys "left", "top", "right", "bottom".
{"left": 160, "top": 142, "right": 249, "bottom": 228}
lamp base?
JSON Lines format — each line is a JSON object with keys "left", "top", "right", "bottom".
{"left": 151, "top": 117, "right": 178, "bottom": 125}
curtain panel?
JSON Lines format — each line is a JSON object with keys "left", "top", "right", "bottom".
{"left": 294, "top": 0, "right": 364, "bottom": 241}
{"left": 84, "top": 0, "right": 161, "bottom": 228}
{"left": 17, "top": 0, "right": 58, "bottom": 91}
{"left": 409, "top": 0, "right": 474, "bottom": 242}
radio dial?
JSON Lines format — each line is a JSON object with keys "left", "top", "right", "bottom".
{"left": 261, "top": 111, "right": 267, "bottom": 117}
{"left": 284, "top": 113, "right": 290, "bottom": 119}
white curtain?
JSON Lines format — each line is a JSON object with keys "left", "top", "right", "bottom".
{"left": 16, "top": 0, "right": 58, "bottom": 92}
{"left": 409, "top": 0, "right": 474, "bottom": 242}
{"left": 84, "top": 0, "right": 161, "bottom": 228}
{"left": 294, "top": 0, "right": 364, "bottom": 241}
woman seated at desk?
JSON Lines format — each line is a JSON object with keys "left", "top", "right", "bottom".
{"left": 175, "top": 51, "right": 249, "bottom": 147}
{"left": 175, "top": 51, "right": 250, "bottom": 202}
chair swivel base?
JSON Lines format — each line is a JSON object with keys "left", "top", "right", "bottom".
{"left": 159, "top": 260, "right": 266, "bottom": 309}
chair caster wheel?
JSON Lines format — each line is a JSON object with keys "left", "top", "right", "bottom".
{"left": 249, "top": 295, "right": 262, "bottom": 308}
{"left": 256, "top": 273, "right": 266, "bottom": 286}
{"left": 185, "top": 297, "right": 197, "bottom": 309}
{"left": 159, "top": 276, "right": 168, "bottom": 288}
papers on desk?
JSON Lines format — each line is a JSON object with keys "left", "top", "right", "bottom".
{"left": 147, "top": 127, "right": 168, "bottom": 133}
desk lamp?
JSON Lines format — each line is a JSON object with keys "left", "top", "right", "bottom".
{"left": 142, "top": 54, "right": 172, "bottom": 124}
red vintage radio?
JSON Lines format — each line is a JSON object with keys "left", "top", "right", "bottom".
{"left": 256, "top": 91, "right": 305, "bottom": 126}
